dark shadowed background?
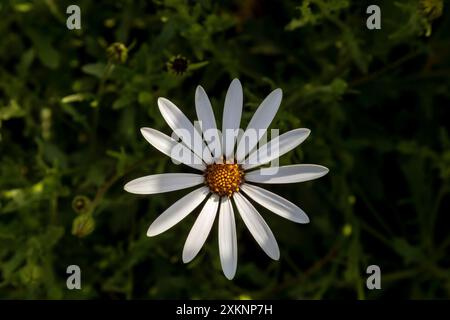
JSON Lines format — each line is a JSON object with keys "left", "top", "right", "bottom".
{"left": 0, "top": 0, "right": 449, "bottom": 299}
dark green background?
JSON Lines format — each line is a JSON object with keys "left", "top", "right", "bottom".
{"left": 1, "top": 0, "right": 449, "bottom": 299}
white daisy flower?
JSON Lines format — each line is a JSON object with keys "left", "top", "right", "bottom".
{"left": 124, "top": 79, "right": 329, "bottom": 280}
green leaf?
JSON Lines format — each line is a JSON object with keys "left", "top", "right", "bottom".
{"left": 61, "top": 93, "right": 94, "bottom": 104}
{"left": 25, "top": 29, "right": 60, "bottom": 69}
{"left": 188, "top": 61, "right": 209, "bottom": 71}
{"left": 0, "top": 100, "right": 25, "bottom": 120}
{"left": 82, "top": 63, "right": 107, "bottom": 78}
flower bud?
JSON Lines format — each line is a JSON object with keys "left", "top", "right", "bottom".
{"left": 107, "top": 42, "right": 128, "bottom": 64}
{"left": 72, "top": 214, "right": 95, "bottom": 237}
{"left": 72, "top": 195, "right": 92, "bottom": 215}
{"left": 166, "top": 55, "right": 189, "bottom": 75}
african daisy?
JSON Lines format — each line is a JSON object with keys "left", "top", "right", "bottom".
{"left": 124, "top": 79, "right": 329, "bottom": 280}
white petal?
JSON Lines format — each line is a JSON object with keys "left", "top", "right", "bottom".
{"left": 158, "top": 97, "right": 213, "bottom": 164}
{"left": 182, "top": 194, "right": 220, "bottom": 263}
{"left": 222, "top": 79, "right": 243, "bottom": 161}
{"left": 124, "top": 173, "right": 204, "bottom": 195}
{"left": 233, "top": 192, "right": 280, "bottom": 260}
{"left": 245, "top": 164, "right": 329, "bottom": 184}
{"left": 235, "top": 88, "right": 282, "bottom": 162}
{"left": 140, "top": 128, "right": 205, "bottom": 171}
{"left": 240, "top": 184, "right": 309, "bottom": 223}
{"left": 218, "top": 197, "right": 238, "bottom": 280}
{"left": 147, "top": 186, "right": 209, "bottom": 237}
{"left": 195, "top": 86, "right": 223, "bottom": 162}
{"left": 242, "top": 128, "right": 310, "bottom": 170}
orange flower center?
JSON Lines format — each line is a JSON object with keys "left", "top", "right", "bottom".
{"left": 204, "top": 163, "right": 244, "bottom": 197}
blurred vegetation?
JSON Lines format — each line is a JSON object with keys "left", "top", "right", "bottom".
{"left": 0, "top": 0, "right": 449, "bottom": 299}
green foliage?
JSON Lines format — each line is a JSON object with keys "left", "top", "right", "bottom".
{"left": 286, "top": 0, "right": 350, "bottom": 30}
{"left": 1, "top": 0, "right": 449, "bottom": 299}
